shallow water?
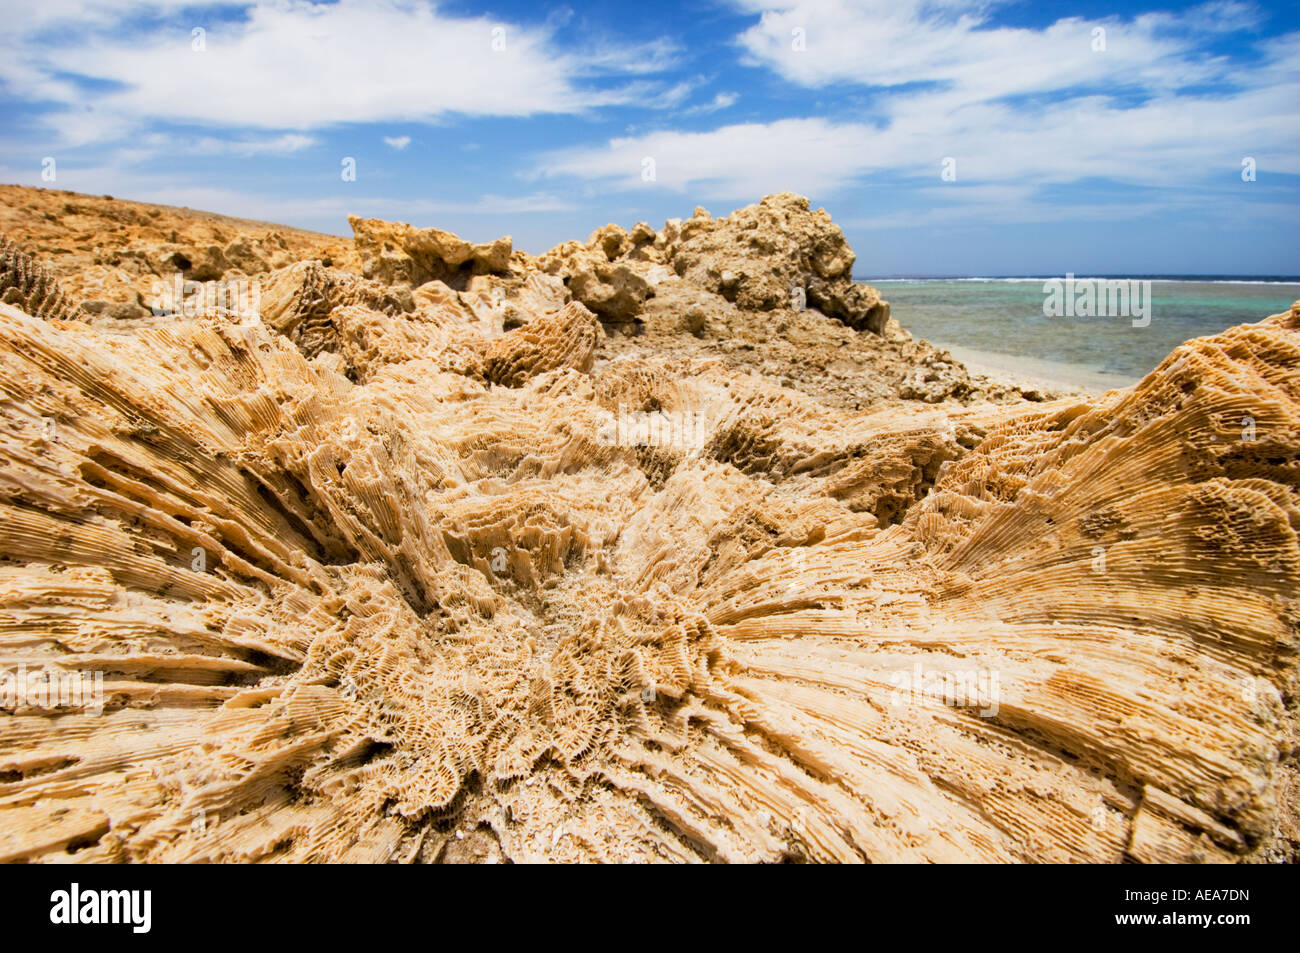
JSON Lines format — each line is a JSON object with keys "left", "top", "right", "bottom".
{"left": 871, "top": 278, "right": 1300, "bottom": 383}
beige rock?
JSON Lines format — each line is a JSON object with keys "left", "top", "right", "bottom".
{"left": 586, "top": 223, "right": 630, "bottom": 261}
{"left": 223, "top": 235, "right": 270, "bottom": 275}
{"left": 629, "top": 221, "right": 656, "bottom": 245}
{"left": 537, "top": 241, "right": 653, "bottom": 327}
{"left": 258, "top": 260, "right": 413, "bottom": 360}
{"left": 412, "top": 278, "right": 468, "bottom": 316}
{"left": 0, "top": 185, "right": 1296, "bottom": 866}
{"left": 0, "top": 235, "right": 76, "bottom": 321}
{"left": 349, "top": 215, "right": 512, "bottom": 288}
{"left": 0, "top": 185, "right": 362, "bottom": 311}
{"left": 665, "top": 192, "right": 890, "bottom": 331}
{"left": 459, "top": 272, "right": 568, "bottom": 331}
{"left": 483, "top": 300, "right": 601, "bottom": 387}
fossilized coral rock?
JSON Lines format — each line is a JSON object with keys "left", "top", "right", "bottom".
{"left": 258, "top": 260, "right": 414, "bottom": 360}
{"left": 536, "top": 240, "right": 653, "bottom": 327}
{"left": 458, "top": 272, "right": 569, "bottom": 331}
{"left": 662, "top": 193, "right": 891, "bottom": 332}
{"left": 483, "top": 300, "right": 601, "bottom": 387}
{"left": 531, "top": 194, "right": 892, "bottom": 337}
{"left": 0, "top": 235, "right": 77, "bottom": 321}
{"left": 349, "top": 215, "right": 513, "bottom": 288}
{"left": 899, "top": 349, "right": 972, "bottom": 403}
{"left": 0, "top": 187, "right": 1295, "bottom": 865}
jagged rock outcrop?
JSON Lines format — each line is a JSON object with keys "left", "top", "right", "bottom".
{"left": 530, "top": 197, "right": 889, "bottom": 336}
{"left": 0, "top": 186, "right": 1295, "bottom": 865}
{"left": 525, "top": 193, "right": 894, "bottom": 353}
{"left": 660, "top": 195, "right": 892, "bottom": 333}
{"left": 536, "top": 238, "right": 653, "bottom": 328}
{"left": 349, "top": 215, "right": 513, "bottom": 288}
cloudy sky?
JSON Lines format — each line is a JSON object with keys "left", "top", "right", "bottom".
{"left": 1, "top": 0, "right": 1297, "bottom": 275}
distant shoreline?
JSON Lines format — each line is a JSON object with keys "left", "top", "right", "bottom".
{"left": 872, "top": 276, "right": 1300, "bottom": 391}
{"left": 939, "top": 343, "right": 1138, "bottom": 395}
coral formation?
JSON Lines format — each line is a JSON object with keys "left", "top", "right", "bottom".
{"left": 0, "top": 235, "right": 76, "bottom": 322}
{"left": 349, "top": 215, "right": 514, "bottom": 288}
{"left": 0, "top": 185, "right": 1295, "bottom": 864}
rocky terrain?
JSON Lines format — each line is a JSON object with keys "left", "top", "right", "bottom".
{"left": 0, "top": 184, "right": 1295, "bottom": 863}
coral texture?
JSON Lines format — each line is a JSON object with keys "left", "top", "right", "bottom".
{"left": 349, "top": 215, "right": 513, "bottom": 288}
{"left": 0, "top": 186, "right": 1295, "bottom": 864}
{"left": 0, "top": 235, "right": 76, "bottom": 322}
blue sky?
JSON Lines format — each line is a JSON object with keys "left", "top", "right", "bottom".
{"left": 1, "top": 0, "right": 1297, "bottom": 275}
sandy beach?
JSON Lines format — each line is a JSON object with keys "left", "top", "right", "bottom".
{"left": 940, "top": 342, "right": 1138, "bottom": 395}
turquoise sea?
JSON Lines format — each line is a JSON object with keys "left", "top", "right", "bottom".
{"left": 870, "top": 278, "right": 1300, "bottom": 385}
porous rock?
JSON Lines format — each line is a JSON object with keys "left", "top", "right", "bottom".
{"left": 349, "top": 215, "right": 513, "bottom": 288}
{"left": 0, "top": 186, "right": 1296, "bottom": 865}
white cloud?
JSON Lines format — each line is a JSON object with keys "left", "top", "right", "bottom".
{"left": 384, "top": 136, "right": 411, "bottom": 151}
{"left": 534, "top": 3, "right": 1300, "bottom": 220}
{"left": 135, "top": 132, "right": 319, "bottom": 157}
{"left": 535, "top": 118, "right": 879, "bottom": 197}
{"left": 685, "top": 92, "right": 739, "bottom": 115}
{"left": 536, "top": 76, "right": 1300, "bottom": 217}
{"left": 1, "top": 0, "right": 680, "bottom": 145}
{"left": 731, "top": 0, "right": 1250, "bottom": 100}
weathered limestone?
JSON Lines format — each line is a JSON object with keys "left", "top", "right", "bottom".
{"left": 483, "top": 300, "right": 601, "bottom": 387}
{"left": 349, "top": 215, "right": 513, "bottom": 288}
{"left": 661, "top": 193, "right": 891, "bottom": 332}
{"left": 0, "top": 235, "right": 77, "bottom": 321}
{"left": 0, "top": 186, "right": 1295, "bottom": 864}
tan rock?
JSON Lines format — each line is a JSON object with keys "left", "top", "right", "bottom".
{"left": 0, "top": 235, "right": 77, "bottom": 321}
{"left": 412, "top": 278, "right": 467, "bottom": 315}
{"left": 586, "top": 223, "right": 630, "bottom": 260}
{"left": 483, "top": 300, "right": 601, "bottom": 387}
{"left": 459, "top": 272, "right": 568, "bottom": 331}
{"left": 537, "top": 241, "right": 653, "bottom": 327}
{"left": 223, "top": 235, "right": 270, "bottom": 274}
{"left": 349, "top": 215, "right": 512, "bottom": 287}
{"left": 258, "top": 260, "right": 413, "bottom": 359}
{"left": 664, "top": 192, "right": 890, "bottom": 331}
{"left": 0, "top": 185, "right": 1296, "bottom": 866}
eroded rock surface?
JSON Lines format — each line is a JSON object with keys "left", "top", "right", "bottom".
{"left": 0, "top": 185, "right": 1295, "bottom": 864}
{"left": 0, "top": 185, "right": 358, "bottom": 312}
{"left": 661, "top": 195, "right": 891, "bottom": 333}
{"left": 349, "top": 215, "right": 514, "bottom": 288}
{"left": 1, "top": 235, "right": 77, "bottom": 321}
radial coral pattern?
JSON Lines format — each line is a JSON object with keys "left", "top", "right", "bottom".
{"left": 0, "top": 189, "right": 1295, "bottom": 863}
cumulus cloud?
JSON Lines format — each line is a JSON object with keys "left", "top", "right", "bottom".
{"left": 536, "top": 118, "right": 879, "bottom": 197}
{"left": 731, "top": 0, "right": 1250, "bottom": 98}
{"left": 1, "top": 0, "right": 680, "bottom": 144}
{"left": 536, "top": 2, "right": 1300, "bottom": 223}
{"left": 384, "top": 136, "right": 411, "bottom": 151}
